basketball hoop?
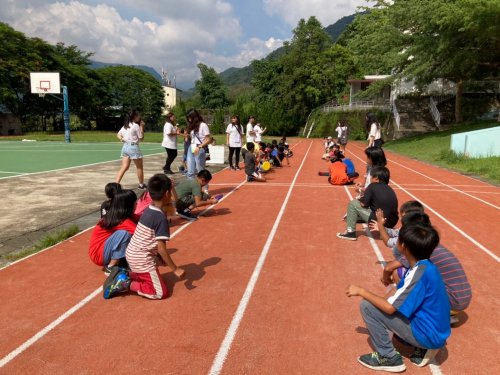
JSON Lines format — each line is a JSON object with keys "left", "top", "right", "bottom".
{"left": 36, "top": 87, "right": 48, "bottom": 98}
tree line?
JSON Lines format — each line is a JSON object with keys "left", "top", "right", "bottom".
{"left": 0, "top": 22, "right": 165, "bottom": 132}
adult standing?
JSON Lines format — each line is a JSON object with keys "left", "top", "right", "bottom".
{"left": 186, "top": 109, "right": 211, "bottom": 185}
{"left": 253, "top": 122, "right": 267, "bottom": 143}
{"left": 336, "top": 120, "right": 349, "bottom": 153}
{"left": 246, "top": 116, "right": 256, "bottom": 143}
{"left": 226, "top": 115, "right": 244, "bottom": 170}
{"left": 161, "top": 112, "right": 179, "bottom": 174}
{"left": 116, "top": 110, "right": 146, "bottom": 189}
{"left": 366, "top": 114, "right": 382, "bottom": 148}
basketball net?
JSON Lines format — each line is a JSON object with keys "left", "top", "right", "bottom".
{"left": 36, "top": 87, "right": 48, "bottom": 98}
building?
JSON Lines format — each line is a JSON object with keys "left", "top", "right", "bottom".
{"left": 161, "top": 68, "right": 181, "bottom": 113}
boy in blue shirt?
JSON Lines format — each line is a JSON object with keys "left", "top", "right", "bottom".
{"left": 346, "top": 223, "right": 450, "bottom": 372}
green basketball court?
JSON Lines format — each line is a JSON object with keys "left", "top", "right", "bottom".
{"left": 0, "top": 141, "right": 165, "bottom": 179}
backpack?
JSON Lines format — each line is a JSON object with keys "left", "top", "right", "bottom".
{"left": 339, "top": 127, "right": 348, "bottom": 145}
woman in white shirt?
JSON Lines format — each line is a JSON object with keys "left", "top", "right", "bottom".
{"left": 115, "top": 110, "right": 146, "bottom": 189}
{"left": 226, "top": 115, "right": 244, "bottom": 170}
{"left": 253, "top": 123, "right": 267, "bottom": 143}
{"left": 161, "top": 112, "right": 179, "bottom": 174}
{"left": 366, "top": 114, "right": 382, "bottom": 148}
{"left": 186, "top": 109, "right": 211, "bottom": 180}
{"left": 246, "top": 116, "right": 256, "bottom": 143}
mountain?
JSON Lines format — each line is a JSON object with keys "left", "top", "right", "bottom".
{"left": 89, "top": 61, "right": 163, "bottom": 83}
{"left": 219, "top": 13, "right": 360, "bottom": 87}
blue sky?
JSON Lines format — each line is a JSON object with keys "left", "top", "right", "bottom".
{"left": 0, "top": 0, "right": 367, "bottom": 88}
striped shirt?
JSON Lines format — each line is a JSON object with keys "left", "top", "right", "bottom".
{"left": 397, "top": 244, "right": 472, "bottom": 310}
{"left": 126, "top": 205, "right": 169, "bottom": 273}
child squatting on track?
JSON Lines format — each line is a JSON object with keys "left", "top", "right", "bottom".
{"left": 244, "top": 142, "right": 266, "bottom": 182}
{"left": 103, "top": 174, "right": 185, "bottom": 300}
{"left": 346, "top": 222, "right": 451, "bottom": 372}
{"left": 371, "top": 204, "right": 472, "bottom": 325}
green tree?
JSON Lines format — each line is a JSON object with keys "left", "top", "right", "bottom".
{"left": 345, "top": 0, "right": 500, "bottom": 123}
{"left": 96, "top": 66, "right": 165, "bottom": 129}
{"left": 195, "top": 63, "right": 229, "bottom": 109}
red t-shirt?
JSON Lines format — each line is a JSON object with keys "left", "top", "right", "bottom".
{"left": 88, "top": 219, "right": 137, "bottom": 266}
{"left": 329, "top": 161, "right": 349, "bottom": 185}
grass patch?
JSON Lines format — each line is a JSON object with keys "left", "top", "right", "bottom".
{"left": 384, "top": 120, "right": 500, "bottom": 184}
{"left": 4, "top": 225, "right": 81, "bottom": 262}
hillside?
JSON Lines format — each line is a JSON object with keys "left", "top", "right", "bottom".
{"left": 219, "top": 13, "right": 360, "bottom": 87}
{"left": 89, "top": 61, "right": 163, "bottom": 83}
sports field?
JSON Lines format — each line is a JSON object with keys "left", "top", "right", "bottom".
{"left": 0, "top": 141, "right": 165, "bottom": 179}
{"left": 0, "top": 139, "right": 499, "bottom": 374}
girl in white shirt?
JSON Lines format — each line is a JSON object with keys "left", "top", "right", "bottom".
{"left": 366, "top": 114, "right": 382, "bottom": 148}
{"left": 253, "top": 123, "right": 266, "bottom": 142}
{"left": 186, "top": 109, "right": 211, "bottom": 181}
{"left": 226, "top": 115, "right": 244, "bottom": 170}
{"left": 161, "top": 112, "right": 179, "bottom": 174}
{"left": 116, "top": 110, "right": 146, "bottom": 189}
{"left": 246, "top": 116, "right": 256, "bottom": 143}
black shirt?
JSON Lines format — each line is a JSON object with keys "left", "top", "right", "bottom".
{"left": 361, "top": 182, "right": 399, "bottom": 228}
{"left": 244, "top": 152, "right": 256, "bottom": 176}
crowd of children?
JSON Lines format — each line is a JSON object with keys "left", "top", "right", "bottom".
{"left": 323, "top": 137, "right": 473, "bottom": 372}
{"left": 242, "top": 137, "right": 293, "bottom": 182}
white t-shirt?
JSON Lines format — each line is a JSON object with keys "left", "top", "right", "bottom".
{"left": 335, "top": 126, "right": 344, "bottom": 139}
{"left": 191, "top": 122, "right": 210, "bottom": 145}
{"left": 369, "top": 123, "right": 381, "bottom": 140}
{"left": 246, "top": 123, "right": 255, "bottom": 142}
{"left": 161, "top": 122, "right": 177, "bottom": 149}
{"left": 226, "top": 123, "right": 243, "bottom": 147}
{"left": 254, "top": 124, "right": 264, "bottom": 142}
{"left": 118, "top": 122, "right": 142, "bottom": 144}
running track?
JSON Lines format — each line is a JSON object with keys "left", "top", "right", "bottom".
{"left": 0, "top": 140, "right": 498, "bottom": 374}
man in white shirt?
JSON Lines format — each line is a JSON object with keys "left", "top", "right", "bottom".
{"left": 253, "top": 123, "right": 266, "bottom": 143}
{"left": 246, "top": 116, "right": 256, "bottom": 143}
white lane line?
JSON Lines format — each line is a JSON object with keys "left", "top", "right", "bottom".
{"left": 0, "top": 171, "right": 24, "bottom": 175}
{"left": 208, "top": 141, "right": 313, "bottom": 375}
{"left": 0, "top": 177, "right": 248, "bottom": 368}
{"left": 342, "top": 178, "right": 445, "bottom": 375}
{"left": 347, "top": 149, "right": 500, "bottom": 263}
{"left": 0, "top": 140, "right": 306, "bottom": 366}
{"left": 351, "top": 143, "right": 498, "bottom": 210}
{"left": 0, "top": 152, "right": 164, "bottom": 180}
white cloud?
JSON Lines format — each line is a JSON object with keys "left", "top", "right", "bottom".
{"left": 263, "top": 0, "right": 368, "bottom": 27}
{"left": 0, "top": 0, "right": 262, "bottom": 87}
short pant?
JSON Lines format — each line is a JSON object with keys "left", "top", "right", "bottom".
{"left": 121, "top": 143, "right": 143, "bottom": 159}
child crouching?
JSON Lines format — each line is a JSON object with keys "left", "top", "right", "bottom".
{"left": 103, "top": 174, "right": 185, "bottom": 300}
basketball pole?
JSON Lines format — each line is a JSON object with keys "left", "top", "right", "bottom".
{"left": 63, "top": 85, "right": 71, "bottom": 143}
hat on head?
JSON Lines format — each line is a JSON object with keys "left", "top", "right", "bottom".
{"left": 327, "top": 136, "right": 333, "bottom": 140}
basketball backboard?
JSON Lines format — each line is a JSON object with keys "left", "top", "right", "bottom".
{"left": 30, "top": 72, "right": 61, "bottom": 95}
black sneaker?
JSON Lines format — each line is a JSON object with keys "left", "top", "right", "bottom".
{"left": 410, "top": 348, "right": 439, "bottom": 367}
{"left": 358, "top": 352, "right": 406, "bottom": 373}
{"left": 103, "top": 265, "right": 113, "bottom": 276}
{"left": 138, "top": 184, "right": 146, "bottom": 190}
{"left": 103, "top": 268, "right": 130, "bottom": 299}
{"left": 337, "top": 231, "right": 357, "bottom": 241}
{"left": 177, "top": 208, "right": 198, "bottom": 221}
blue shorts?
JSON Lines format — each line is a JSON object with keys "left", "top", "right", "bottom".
{"left": 103, "top": 230, "right": 132, "bottom": 265}
{"left": 121, "top": 143, "right": 143, "bottom": 159}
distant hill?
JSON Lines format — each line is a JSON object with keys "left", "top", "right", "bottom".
{"left": 89, "top": 61, "right": 163, "bottom": 83}
{"left": 219, "top": 13, "right": 360, "bottom": 87}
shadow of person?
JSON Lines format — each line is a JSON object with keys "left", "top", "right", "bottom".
{"left": 202, "top": 208, "right": 232, "bottom": 217}
{"left": 182, "top": 257, "right": 222, "bottom": 290}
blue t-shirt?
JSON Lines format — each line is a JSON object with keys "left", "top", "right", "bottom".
{"left": 388, "top": 259, "right": 451, "bottom": 349}
{"left": 343, "top": 159, "right": 355, "bottom": 174}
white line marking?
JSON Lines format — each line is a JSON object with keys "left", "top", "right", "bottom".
{"left": 0, "top": 171, "right": 24, "bottom": 175}
{"left": 208, "top": 141, "right": 313, "bottom": 375}
{"left": 0, "top": 152, "right": 164, "bottom": 180}
{"left": 347, "top": 147, "right": 500, "bottom": 263}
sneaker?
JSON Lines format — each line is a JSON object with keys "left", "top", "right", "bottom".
{"left": 177, "top": 208, "right": 198, "bottom": 221}
{"left": 103, "top": 268, "right": 130, "bottom": 299}
{"left": 410, "top": 348, "right": 440, "bottom": 367}
{"left": 138, "top": 184, "right": 146, "bottom": 190}
{"left": 235, "top": 166, "right": 241, "bottom": 170}
{"left": 103, "top": 265, "right": 113, "bottom": 276}
{"left": 178, "top": 166, "right": 186, "bottom": 173}
{"left": 337, "top": 231, "right": 357, "bottom": 241}
{"left": 358, "top": 352, "right": 406, "bottom": 373}
{"left": 214, "top": 194, "right": 223, "bottom": 202}
{"left": 450, "top": 314, "right": 459, "bottom": 325}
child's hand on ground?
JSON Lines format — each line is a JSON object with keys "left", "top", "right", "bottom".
{"left": 174, "top": 267, "right": 185, "bottom": 279}
{"left": 345, "top": 285, "right": 363, "bottom": 297}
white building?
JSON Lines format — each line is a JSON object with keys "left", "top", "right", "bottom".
{"left": 161, "top": 68, "right": 181, "bottom": 113}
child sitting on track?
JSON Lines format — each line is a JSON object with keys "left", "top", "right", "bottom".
{"left": 279, "top": 137, "right": 293, "bottom": 157}
{"left": 175, "top": 169, "right": 222, "bottom": 221}
{"left": 103, "top": 174, "right": 185, "bottom": 300}
{"left": 100, "top": 182, "right": 122, "bottom": 217}
{"left": 318, "top": 150, "right": 359, "bottom": 185}
{"left": 245, "top": 142, "right": 266, "bottom": 182}
{"left": 337, "top": 166, "right": 398, "bottom": 241}
{"left": 373, "top": 208, "right": 472, "bottom": 324}
{"left": 89, "top": 190, "right": 137, "bottom": 274}
{"left": 346, "top": 222, "right": 451, "bottom": 372}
